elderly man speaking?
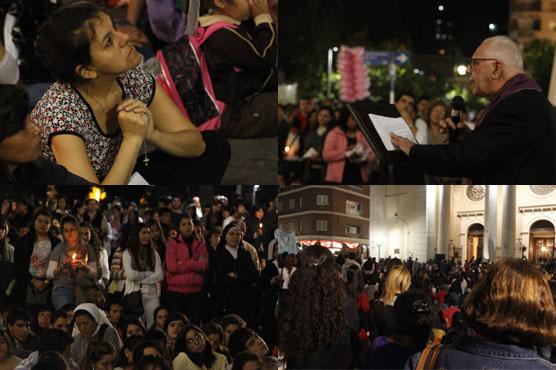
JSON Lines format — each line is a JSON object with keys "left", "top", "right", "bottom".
{"left": 390, "top": 36, "right": 556, "bottom": 184}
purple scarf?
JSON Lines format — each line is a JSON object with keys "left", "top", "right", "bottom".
{"left": 476, "top": 74, "right": 542, "bottom": 127}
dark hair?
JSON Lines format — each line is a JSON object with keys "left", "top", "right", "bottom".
{"left": 219, "top": 314, "right": 247, "bottom": 331}
{"left": 0, "top": 85, "right": 29, "bottom": 144}
{"left": 31, "top": 350, "right": 68, "bottom": 370}
{"left": 38, "top": 329, "right": 73, "bottom": 353}
{"left": 115, "top": 335, "right": 143, "bottom": 367}
{"left": 32, "top": 207, "right": 53, "bottom": 228}
{"left": 124, "top": 315, "right": 145, "bottom": 337}
{"left": 202, "top": 322, "right": 223, "bottom": 341}
{"left": 60, "top": 214, "right": 79, "bottom": 230}
{"left": 125, "top": 223, "right": 155, "bottom": 271}
{"left": 132, "top": 339, "right": 162, "bottom": 364}
{"left": 85, "top": 341, "right": 115, "bottom": 370}
{"left": 231, "top": 352, "right": 261, "bottom": 370}
{"left": 35, "top": 1, "right": 104, "bottom": 84}
{"left": 208, "top": 226, "right": 223, "bottom": 238}
{"left": 394, "top": 290, "right": 435, "bottom": 348}
{"left": 174, "top": 325, "right": 216, "bottom": 369}
{"left": 152, "top": 306, "right": 169, "bottom": 328}
{"left": 164, "top": 313, "right": 188, "bottom": 333}
{"left": 279, "top": 245, "right": 347, "bottom": 364}
{"left": 158, "top": 207, "right": 171, "bottom": 216}
{"left": 7, "top": 308, "right": 31, "bottom": 326}
{"left": 61, "top": 303, "right": 75, "bottom": 312}
{"left": 395, "top": 91, "right": 415, "bottom": 103}
{"left": 50, "top": 310, "right": 69, "bottom": 325}
{"left": 134, "top": 355, "right": 171, "bottom": 370}
{"left": 228, "top": 327, "right": 255, "bottom": 359}
{"left": 202, "top": 0, "right": 233, "bottom": 12}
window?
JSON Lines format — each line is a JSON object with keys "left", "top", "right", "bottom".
{"left": 289, "top": 198, "right": 295, "bottom": 210}
{"left": 316, "top": 220, "right": 328, "bottom": 231}
{"left": 316, "top": 194, "right": 329, "bottom": 206}
{"left": 299, "top": 197, "right": 303, "bottom": 208}
{"left": 347, "top": 185, "right": 363, "bottom": 192}
{"left": 346, "top": 200, "right": 362, "bottom": 216}
{"left": 345, "top": 225, "right": 360, "bottom": 235}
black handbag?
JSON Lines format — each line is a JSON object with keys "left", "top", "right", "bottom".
{"left": 123, "top": 288, "right": 144, "bottom": 316}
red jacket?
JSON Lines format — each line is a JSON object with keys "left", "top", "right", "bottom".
{"left": 322, "top": 127, "right": 376, "bottom": 183}
{"left": 165, "top": 236, "right": 208, "bottom": 293}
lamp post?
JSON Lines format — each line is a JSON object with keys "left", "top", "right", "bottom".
{"left": 327, "top": 46, "right": 339, "bottom": 98}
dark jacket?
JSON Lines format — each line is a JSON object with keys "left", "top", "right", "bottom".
{"left": 405, "top": 335, "right": 556, "bottom": 369}
{"left": 201, "top": 14, "right": 277, "bottom": 104}
{"left": 213, "top": 244, "right": 260, "bottom": 318}
{"left": 1, "top": 158, "right": 93, "bottom": 185}
{"left": 13, "top": 232, "right": 60, "bottom": 305}
{"left": 409, "top": 89, "right": 556, "bottom": 184}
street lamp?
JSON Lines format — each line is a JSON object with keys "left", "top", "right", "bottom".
{"left": 456, "top": 65, "right": 467, "bottom": 76}
{"left": 327, "top": 46, "right": 339, "bottom": 98}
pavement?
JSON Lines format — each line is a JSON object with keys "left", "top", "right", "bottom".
{"left": 222, "top": 137, "right": 277, "bottom": 185}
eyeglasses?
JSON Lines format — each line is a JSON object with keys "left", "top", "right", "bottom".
{"left": 468, "top": 58, "right": 498, "bottom": 70}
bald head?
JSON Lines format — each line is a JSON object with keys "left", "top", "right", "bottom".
{"left": 480, "top": 36, "right": 523, "bottom": 72}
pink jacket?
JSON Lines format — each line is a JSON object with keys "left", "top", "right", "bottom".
{"left": 322, "top": 127, "right": 376, "bottom": 183}
{"left": 165, "top": 236, "right": 208, "bottom": 293}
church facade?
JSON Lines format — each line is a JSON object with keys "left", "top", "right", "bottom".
{"left": 277, "top": 185, "right": 556, "bottom": 263}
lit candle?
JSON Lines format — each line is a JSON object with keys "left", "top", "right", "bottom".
{"left": 72, "top": 252, "right": 77, "bottom": 261}
{"left": 259, "top": 223, "right": 263, "bottom": 229}
{"left": 284, "top": 146, "right": 290, "bottom": 154}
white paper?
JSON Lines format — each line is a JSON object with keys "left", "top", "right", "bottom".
{"left": 346, "top": 143, "right": 370, "bottom": 163}
{"left": 302, "top": 147, "right": 319, "bottom": 159}
{"left": 127, "top": 172, "right": 150, "bottom": 185}
{"left": 368, "top": 113, "right": 417, "bottom": 151}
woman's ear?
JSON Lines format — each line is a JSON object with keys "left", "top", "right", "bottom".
{"left": 213, "top": 0, "right": 229, "bottom": 9}
{"left": 75, "top": 64, "right": 98, "bottom": 80}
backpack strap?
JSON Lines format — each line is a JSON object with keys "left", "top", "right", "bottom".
{"left": 415, "top": 344, "right": 442, "bottom": 370}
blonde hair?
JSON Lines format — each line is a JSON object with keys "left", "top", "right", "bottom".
{"left": 382, "top": 265, "right": 411, "bottom": 305}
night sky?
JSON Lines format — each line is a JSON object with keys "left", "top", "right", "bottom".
{"left": 398, "top": 0, "right": 509, "bottom": 56}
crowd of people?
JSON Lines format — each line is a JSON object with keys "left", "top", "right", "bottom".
{"left": 278, "top": 245, "right": 556, "bottom": 369}
{"left": 0, "top": 0, "right": 278, "bottom": 185}
{"left": 0, "top": 189, "right": 287, "bottom": 370}
{"left": 278, "top": 92, "right": 479, "bottom": 186}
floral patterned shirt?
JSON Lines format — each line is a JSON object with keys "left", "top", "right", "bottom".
{"left": 31, "top": 66, "right": 156, "bottom": 180}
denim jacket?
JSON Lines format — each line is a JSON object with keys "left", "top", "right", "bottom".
{"left": 405, "top": 335, "right": 556, "bottom": 369}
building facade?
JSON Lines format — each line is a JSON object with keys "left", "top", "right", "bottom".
{"left": 277, "top": 185, "right": 370, "bottom": 251}
{"left": 509, "top": 0, "right": 556, "bottom": 46}
{"left": 278, "top": 185, "right": 556, "bottom": 263}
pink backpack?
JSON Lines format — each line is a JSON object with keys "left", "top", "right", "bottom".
{"left": 155, "top": 22, "right": 238, "bottom": 131}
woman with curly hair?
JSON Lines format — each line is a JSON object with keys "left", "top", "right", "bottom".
{"left": 407, "top": 258, "right": 556, "bottom": 369}
{"left": 278, "top": 245, "right": 352, "bottom": 369}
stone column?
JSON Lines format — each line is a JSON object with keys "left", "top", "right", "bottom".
{"left": 499, "top": 185, "right": 516, "bottom": 258}
{"left": 484, "top": 185, "right": 498, "bottom": 261}
{"left": 436, "top": 185, "right": 450, "bottom": 257}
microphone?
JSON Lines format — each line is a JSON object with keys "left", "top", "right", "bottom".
{"left": 449, "top": 96, "right": 465, "bottom": 142}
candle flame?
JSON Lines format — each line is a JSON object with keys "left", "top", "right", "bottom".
{"left": 72, "top": 252, "right": 77, "bottom": 260}
{"left": 259, "top": 223, "right": 263, "bottom": 229}
{"left": 284, "top": 146, "right": 290, "bottom": 153}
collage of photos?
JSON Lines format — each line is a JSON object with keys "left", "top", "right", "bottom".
{"left": 1, "top": 0, "right": 556, "bottom": 369}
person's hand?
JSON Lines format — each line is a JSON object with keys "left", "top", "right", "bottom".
{"left": 438, "top": 117, "right": 467, "bottom": 135}
{"left": 248, "top": 0, "right": 270, "bottom": 17}
{"left": 227, "top": 272, "right": 237, "bottom": 279}
{"left": 116, "top": 25, "right": 149, "bottom": 47}
{"left": 390, "top": 133, "right": 415, "bottom": 156}
{"left": 117, "top": 100, "right": 152, "bottom": 141}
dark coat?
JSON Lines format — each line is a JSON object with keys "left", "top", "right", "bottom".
{"left": 213, "top": 244, "right": 260, "bottom": 321}
{"left": 409, "top": 89, "right": 556, "bottom": 184}
{"left": 13, "top": 232, "right": 60, "bottom": 306}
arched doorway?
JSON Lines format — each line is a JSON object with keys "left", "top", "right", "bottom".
{"left": 467, "top": 223, "right": 484, "bottom": 260}
{"left": 529, "top": 220, "right": 555, "bottom": 263}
